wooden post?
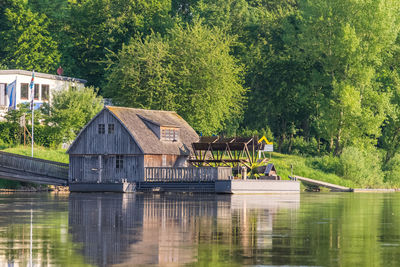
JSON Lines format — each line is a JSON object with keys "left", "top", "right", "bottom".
{"left": 98, "top": 155, "right": 102, "bottom": 183}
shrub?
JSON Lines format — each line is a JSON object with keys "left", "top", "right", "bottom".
{"left": 31, "top": 125, "right": 63, "bottom": 148}
{"left": 309, "top": 155, "right": 340, "bottom": 174}
{"left": 338, "top": 146, "right": 384, "bottom": 187}
{"left": 281, "top": 137, "right": 319, "bottom": 156}
{"left": 237, "top": 127, "right": 274, "bottom": 141}
{"left": 0, "top": 122, "right": 20, "bottom": 145}
{"left": 383, "top": 154, "right": 400, "bottom": 187}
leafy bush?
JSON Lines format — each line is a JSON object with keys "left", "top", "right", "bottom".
{"left": 383, "top": 154, "right": 400, "bottom": 187}
{"left": 237, "top": 127, "right": 274, "bottom": 141}
{"left": 309, "top": 155, "right": 340, "bottom": 174}
{"left": 0, "top": 122, "right": 20, "bottom": 145}
{"left": 338, "top": 146, "right": 384, "bottom": 187}
{"left": 30, "top": 125, "right": 63, "bottom": 148}
{"left": 281, "top": 137, "right": 319, "bottom": 156}
{"left": 48, "top": 86, "right": 103, "bottom": 142}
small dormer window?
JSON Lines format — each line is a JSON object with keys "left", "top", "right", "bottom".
{"left": 161, "top": 127, "right": 179, "bottom": 141}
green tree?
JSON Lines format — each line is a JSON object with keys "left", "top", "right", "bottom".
{"left": 295, "top": 0, "right": 399, "bottom": 155}
{"left": 104, "top": 34, "right": 174, "bottom": 110}
{"left": 168, "top": 22, "right": 245, "bottom": 134}
{"left": 105, "top": 21, "right": 246, "bottom": 134}
{"left": 0, "top": 1, "right": 60, "bottom": 72}
{"left": 47, "top": 86, "right": 104, "bottom": 142}
{"left": 64, "top": 0, "right": 173, "bottom": 87}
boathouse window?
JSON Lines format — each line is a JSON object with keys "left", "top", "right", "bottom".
{"left": 116, "top": 155, "right": 123, "bottom": 169}
{"left": 161, "top": 127, "right": 179, "bottom": 141}
{"left": 20, "top": 83, "right": 29, "bottom": 100}
{"left": 41, "top": 85, "right": 49, "bottom": 101}
{"left": 98, "top": 124, "right": 105, "bottom": 134}
{"left": 108, "top": 124, "right": 114, "bottom": 134}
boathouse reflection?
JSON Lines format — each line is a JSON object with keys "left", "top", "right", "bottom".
{"left": 68, "top": 193, "right": 300, "bottom": 266}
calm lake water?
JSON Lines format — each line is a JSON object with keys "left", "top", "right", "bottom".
{"left": 0, "top": 193, "right": 400, "bottom": 266}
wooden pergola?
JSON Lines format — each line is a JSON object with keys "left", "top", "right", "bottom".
{"left": 189, "top": 136, "right": 264, "bottom": 169}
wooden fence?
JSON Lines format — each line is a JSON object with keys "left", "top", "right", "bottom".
{"left": 0, "top": 151, "right": 69, "bottom": 184}
{"left": 144, "top": 167, "right": 232, "bottom": 182}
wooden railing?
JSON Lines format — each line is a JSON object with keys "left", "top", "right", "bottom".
{"left": 0, "top": 151, "right": 69, "bottom": 181}
{"left": 144, "top": 167, "right": 232, "bottom": 182}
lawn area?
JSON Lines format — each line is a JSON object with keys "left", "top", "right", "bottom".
{"left": 268, "top": 152, "right": 358, "bottom": 188}
{"left": 1, "top": 145, "right": 69, "bottom": 163}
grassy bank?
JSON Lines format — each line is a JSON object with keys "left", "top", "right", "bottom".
{"left": 2, "top": 145, "right": 68, "bottom": 163}
{"left": 268, "top": 152, "right": 358, "bottom": 188}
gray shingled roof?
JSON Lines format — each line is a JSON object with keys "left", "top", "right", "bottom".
{"left": 107, "top": 106, "right": 199, "bottom": 155}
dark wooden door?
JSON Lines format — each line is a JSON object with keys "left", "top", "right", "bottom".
{"left": 84, "top": 156, "right": 99, "bottom": 182}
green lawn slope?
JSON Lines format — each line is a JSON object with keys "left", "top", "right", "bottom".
{"left": 268, "top": 152, "right": 358, "bottom": 188}
{"left": 2, "top": 145, "right": 69, "bottom": 163}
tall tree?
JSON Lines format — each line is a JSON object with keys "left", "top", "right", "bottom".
{"left": 64, "top": 0, "right": 173, "bottom": 87}
{"left": 104, "top": 34, "right": 174, "bottom": 110}
{"left": 294, "top": 0, "right": 399, "bottom": 154}
{"left": 0, "top": 1, "right": 60, "bottom": 72}
{"left": 105, "top": 22, "right": 246, "bottom": 134}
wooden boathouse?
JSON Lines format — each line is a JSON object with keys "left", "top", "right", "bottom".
{"left": 67, "top": 106, "right": 299, "bottom": 193}
{"left": 67, "top": 106, "right": 205, "bottom": 191}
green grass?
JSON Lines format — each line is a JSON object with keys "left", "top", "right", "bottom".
{"left": 267, "top": 152, "right": 358, "bottom": 188}
{"left": 1, "top": 145, "right": 69, "bottom": 163}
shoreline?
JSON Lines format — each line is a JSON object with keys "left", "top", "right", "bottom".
{"left": 0, "top": 185, "right": 69, "bottom": 193}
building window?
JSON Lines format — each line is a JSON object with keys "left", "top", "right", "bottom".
{"left": 98, "top": 124, "right": 105, "bottom": 134}
{"left": 161, "top": 128, "right": 179, "bottom": 141}
{"left": 173, "top": 129, "right": 179, "bottom": 140}
{"left": 108, "top": 124, "right": 114, "bottom": 134}
{"left": 0, "top": 84, "right": 6, "bottom": 106}
{"left": 41, "top": 85, "right": 49, "bottom": 101}
{"left": 116, "top": 155, "right": 123, "bottom": 169}
{"left": 20, "top": 83, "right": 29, "bottom": 100}
{"left": 34, "top": 84, "right": 40, "bottom": 100}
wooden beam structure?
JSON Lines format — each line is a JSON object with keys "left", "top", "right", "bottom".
{"left": 189, "top": 136, "right": 263, "bottom": 169}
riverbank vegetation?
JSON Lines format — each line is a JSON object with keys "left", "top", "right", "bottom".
{"left": 1, "top": 0, "right": 400, "bottom": 188}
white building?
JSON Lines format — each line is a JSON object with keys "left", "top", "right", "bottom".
{"left": 0, "top": 69, "right": 86, "bottom": 118}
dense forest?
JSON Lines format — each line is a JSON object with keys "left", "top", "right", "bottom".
{"left": 2, "top": 0, "right": 400, "bottom": 186}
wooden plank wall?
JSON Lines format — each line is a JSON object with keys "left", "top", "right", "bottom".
{"left": 144, "top": 155, "right": 178, "bottom": 167}
{"left": 144, "top": 167, "right": 232, "bottom": 182}
{"left": 68, "top": 109, "right": 142, "bottom": 155}
{"left": 69, "top": 155, "right": 145, "bottom": 183}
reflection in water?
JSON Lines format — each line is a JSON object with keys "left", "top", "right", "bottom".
{"left": 68, "top": 193, "right": 300, "bottom": 266}
{"left": 3, "top": 193, "right": 400, "bottom": 266}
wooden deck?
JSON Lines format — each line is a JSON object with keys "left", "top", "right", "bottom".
{"left": 0, "top": 151, "right": 69, "bottom": 185}
{"left": 144, "top": 167, "right": 232, "bottom": 182}
{"left": 292, "top": 175, "right": 353, "bottom": 192}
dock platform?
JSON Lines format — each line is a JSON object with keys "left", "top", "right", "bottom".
{"left": 292, "top": 175, "right": 353, "bottom": 192}
{"left": 69, "top": 180, "right": 301, "bottom": 193}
